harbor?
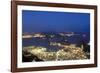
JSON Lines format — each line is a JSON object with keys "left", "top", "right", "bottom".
{"left": 22, "top": 32, "right": 90, "bottom": 62}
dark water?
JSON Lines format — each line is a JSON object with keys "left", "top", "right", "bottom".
{"left": 22, "top": 33, "right": 90, "bottom": 52}
{"left": 22, "top": 37, "right": 62, "bottom": 51}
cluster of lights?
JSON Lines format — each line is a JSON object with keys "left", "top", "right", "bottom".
{"left": 23, "top": 44, "right": 87, "bottom": 61}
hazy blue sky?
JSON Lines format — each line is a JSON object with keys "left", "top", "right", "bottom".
{"left": 22, "top": 10, "right": 90, "bottom": 33}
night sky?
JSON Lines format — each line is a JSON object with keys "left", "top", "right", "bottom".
{"left": 22, "top": 10, "right": 90, "bottom": 33}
